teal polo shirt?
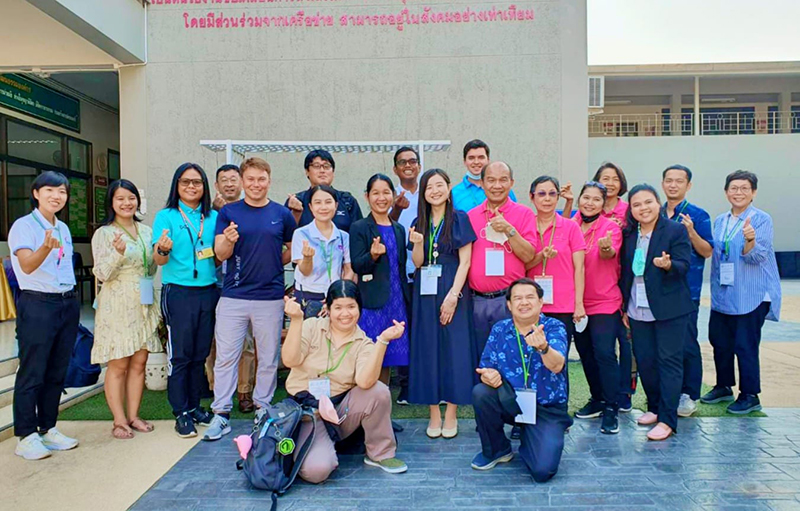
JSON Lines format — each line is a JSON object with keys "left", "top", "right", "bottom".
{"left": 152, "top": 201, "right": 218, "bottom": 286}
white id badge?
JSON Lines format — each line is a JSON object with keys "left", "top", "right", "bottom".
{"left": 636, "top": 282, "right": 650, "bottom": 309}
{"left": 308, "top": 378, "right": 331, "bottom": 399}
{"left": 485, "top": 249, "right": 505, "bottom": 276}
{"left": 720, "top": 262, "right": 735, "bottom": 286}
{"left": 420, "top": 265, "right": 442, "bottom": 296}
{"left": 514, "top": 388, "right": 537, "bottom": 425}
{"left": 139, "top": 276, "right": 154, "bottom": 305}
{"left": 535, "top": 276, "right": 554, "bottom": 305}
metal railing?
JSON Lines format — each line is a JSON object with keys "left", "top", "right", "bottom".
{"left": 588, "top": 111, "right": 800, "bottom": 137}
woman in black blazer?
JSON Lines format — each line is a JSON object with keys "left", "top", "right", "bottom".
{"left": 350, "top": 174, "right": 411, "bottom": 386}
{"left": 620, "top": 184, "right": 695, "bottom": 441}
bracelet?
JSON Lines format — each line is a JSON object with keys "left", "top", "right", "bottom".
{"left": 376, "top": 336, "right": 390, "bottom": 346}
{"left": 157, "top": 248, "right": 171, "bottom": 257}
{"left": 536, "top": 343, "right": 550, "bottom": 355}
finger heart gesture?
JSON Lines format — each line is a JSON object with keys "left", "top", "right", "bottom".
{"left": 223, "top": 222, "right": 239, "bottom": 243}
{"left": 112, "top": 231, "right": 127, "bottom": 255}
{"left": 370, "top": 236, "right": 386, "bottom": 258}
{"left": 301, "top": 240, "right": 316, "bottom": 258}
{"left": 408, "top": 227, "right": 424, "bottom": 245}
{"left": 597, "top": 230, "right": 613, "bottom": 249}
{"left": 653, "top": 251, "right": 672, "bottom": 270}
{"left": 157, "top": 229, "right": 173, "bottom": 252}
{"left": 42, "top": 230, "right": 61, "bottom": 250}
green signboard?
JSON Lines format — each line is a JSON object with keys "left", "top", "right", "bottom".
{"left": 0, "top": 74, "right": 80, "bottom": 132}
{"left": 68, "top": 178, "right": 89, "bottom": 238}
{"left": 95, "top": 186, "right": 107, "bottom": 223}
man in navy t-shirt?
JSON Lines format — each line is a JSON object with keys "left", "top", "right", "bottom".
{"left": 204, "top": 157, "right": 296, "bottom": 441}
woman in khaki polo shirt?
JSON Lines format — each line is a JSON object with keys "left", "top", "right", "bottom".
{"left": 282, "top": 280, "right": 407, "bottom": 482}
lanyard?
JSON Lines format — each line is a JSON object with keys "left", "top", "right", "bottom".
{"left": 722, "top": 214, "right": 744, "bottom": 260}
{"left": 669, "top": 200, "right": 689, "bottom": 220}
{"left": 582, "top": 220, "right": 597, "bottom": 252}
{"left": 31, "top": 212, "right": 64, "bottom": 267}
{"left": 537, "top": 217, "right": 557, "bottom": 275}
{"left": 632, "top": 224, "right": 649, "bottom": 277}
{"left": 179, "top": 207, "right": 204, "bottom": 248}
{"left": 428, "top": 216, "right": 444, "bottom": 264}
{"left": 514, "top": 327, "right": 536, "bottom": 388}
{"left": 321, "top": 338, "right": 354, "bottom": 376}
{"left": 114, "top": 222, "right": 149, "bottom": 275}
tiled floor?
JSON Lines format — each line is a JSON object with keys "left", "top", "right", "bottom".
{"left": 132, "top": 411, "right": 800, "bottom": 510}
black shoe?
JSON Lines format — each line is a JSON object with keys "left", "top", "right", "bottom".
{"left": 175, "top": 413, "right": 198, "bottom": 438}
{"left": 727, "top": 394, "right": 762, "bottom": 415}
{"left": 700, "top": 386, "right": 734, "bottom": 404}
{"left": 600, "top": 408, "right": 619, "bottom": 435}
{"left": 575, "top": 399, "right": 605, "bottom": 419}
{"left": 396, "top": 387, "right": 409, "bottom": 406}
{"left": 510, "top": 425, "right": 521, "bottom": 440}
{"left": 618, "top": 394, "right": 632, "bottom": 413}
{"left": 189, "top": 407, "right": 213, "bottom": 426}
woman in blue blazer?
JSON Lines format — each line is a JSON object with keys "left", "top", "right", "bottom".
{"left": 620, "top": 184, "right": 695, "bottom": 441}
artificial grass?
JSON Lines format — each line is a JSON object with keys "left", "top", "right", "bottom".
{"left": 58, "top": 362, "right": 765, "bottom": 421}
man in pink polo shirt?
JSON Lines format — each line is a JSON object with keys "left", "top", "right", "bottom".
{"left": 467, "top": 161, "right": 537, "bottom": 357}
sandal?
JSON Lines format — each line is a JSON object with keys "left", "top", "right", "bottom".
{"left": 112, "top": 423, "right": 135, "bottom": 440}
{"left": 129, "top": 418, "right": 154, "bottom": 433}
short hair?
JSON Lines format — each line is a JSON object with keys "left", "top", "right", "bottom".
{"left": 530, "top": 175, "right": 561, "bottom": 195}
{"left": 240, "top": 157, "right": 271, "bottom": 177}
{"left": 366, "top": 173, "right": 396, "bottom": 195}
{"left": 579, "top": 181, "right": 608, "bottom": 203}
{"left": 326, "top": 279, "right": 362, "bottom": 313}
{"left": 480, "top": 161, "right": 514, "bottom": 181}
{"left": 463, "top": 139, "right": 490, "bottom": 160}
{"left": 505, "top": 278, "right": 544, "bottom": 301}
{"left": 592, "top": 162, "right": 628, "bottom": 196}
{"left": 393, "top": 146, "right": 419, "bottom": 166}
{"left": 308, "top": 184, "right": 338, "bottom": 203}
{"left": 663, "top": 164, "right": 693, "bottom": 182}
{"left": 165, "top": 163, "right": 212, "bottom": 215}
{"left": 304, "top": 149, "right": 335, "bottom": 172}
{"left": 30, "top": 171, "right": 70, "bottom": 208}
{"left": 724, "top": 170, "right": 758, "bottom": 191}
{"left": 216, "top": 164, "right": 240, "bottom": 181}
{"left": 101, "top": 179, "right": 142, "bottom": 226}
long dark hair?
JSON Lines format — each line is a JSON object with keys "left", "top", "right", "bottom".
{"left": 624, "top": 183, "right": 661, "bottom": 235}
{"left": 416, "top": 169, "right": 454, "bottom": 248}
{"left": 326, "top": 279, "right": 362, "bottom": 313}
{"left": 165, "top": 162, "right": 211, "bottom": 215}
{"left": 101, "top": 179, "right": 142, "bottom": 226}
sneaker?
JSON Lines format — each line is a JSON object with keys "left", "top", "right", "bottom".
{"left": 202, "top": 414, "right": 231, "bottom": 441}
{"left": 15, "top": 433, "right": 51, "bottom": 460}
{"left": 471, "top": 447, "right": 514, "bottom": 470}
{"left": 575, "top": 399, "right": 605, "bottom": 419}
{"left": 677, "top": 394, "right": 698, "bottom": 417}
{"left": 727, "top": 394, "right": 762, "bottom": 415}
{"left": 189, "top": 407, "right": 213, "bottom": 426}
{"left": 363, "top": 456, "right": 408, "bottom": 474}
{"left": 700, "top": 386, "right": 734, "bottom": 404}
{"left": 175, "top": 413, "right": 198, "bottom": 438}
{"left": 600, "top": 408, "right": 619, "bottom": 435}
{"left": 396, "top": 387, "right": 409, "bottom": 406}
{"left": 510, "top": 425, "right": 521, "bottom": 440}
{"left": 618, "top": 394, "right": 632, "bottom": 413}
{"left": 40, "top": 428, "right": 79, "bottom": 451}
{"left": 254, "top": 407, "right": 267, "bottom": 425}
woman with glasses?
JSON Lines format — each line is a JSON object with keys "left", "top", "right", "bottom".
{"left": 153, "top": 163, "right": 219, "bottom": 439}
{"left": 702, "top": 170, "right": 781, "bottom": 415}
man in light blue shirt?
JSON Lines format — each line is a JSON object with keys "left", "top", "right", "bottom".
{"left": 451, "top": 140, "right": 517, "bottom": 212}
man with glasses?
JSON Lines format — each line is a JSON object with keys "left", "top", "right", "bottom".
{"left": 285, "top": 149, "right": 363, "bottom": 232}
{"left": 451, "top": 140, "right": 518, "bottom": 213}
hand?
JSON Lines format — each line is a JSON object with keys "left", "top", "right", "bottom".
{"left": 287, "top": 194, "right": 303, "bottom": 212}
{"left": 476, "top": 367, "right": 502, "bottom": 389}
{"left": 317, "top": 304, "right": 329, "bottom": 318}
{"left": 678, "top": 213, "right": 695, "bottom": 233}
{"left": 524, "top": 324, "right": 548, "bottom": 350}
{"left": 223, "top": 222, "right": 239, "bottom": 244}
{"left": 156, "top": 229, "right": 173, "bottom": 252}
{"left": 439, "top": 294, "right": 458, "bottom": 326}
{"left": 597, "top": 230, "right": 614, "bottom": 251}
{"left": 408, "top": 226, "right": 424, "bottom": 245}
{"left": 541, "top": 245, "right": 558, "bottom": 260}
{"left": 742, "top": 217, "right": 755, "bottom": 242}
{"left": 379, "top": 320, "right": 406, "bottom": 341}
{"left": 393, "top": 190, "right": 410, "bottom": 212}
{"left": 573, "top": 304, "right": 586, "bottom": 324}
{"left": 112, "top": 231, "right": 127, "bottom": 255}
{"left": 622, "top": 311, "right": 630, "bottom": 329}
{"left": 653, "top": 251, "right": 672, "bottom": 271}
{"left": 489, "top": 212, "right": 513, "bottom": 234}
{"left": 301, "top": 240, "right": 316, "bottom": 259}
{"left": 213, "top": 194, "right": 226, "bottom": 210}
{"left": 559, "top": 182, "right": 573, "bottom": 201}
{"left": 370, "top": 236, "right": 386, "bottom": 259}
{"left": 283, "top": 296, "right": 304, "bottom": 320}
{"left": 42, "top": 230, "right": 61, "bottom": 250}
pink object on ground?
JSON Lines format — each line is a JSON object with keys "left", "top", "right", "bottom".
{"left": 233, "top": 435, "right": 252, "bottom": 459}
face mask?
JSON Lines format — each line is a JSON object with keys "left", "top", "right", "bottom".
{"left": 484, "top": 223, "right": 508, "bottom": 245}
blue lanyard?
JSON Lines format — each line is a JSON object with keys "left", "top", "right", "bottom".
{"left": 428, "top": 217, "right": 444, "bottom": 264}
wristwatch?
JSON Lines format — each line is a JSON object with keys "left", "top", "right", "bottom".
{"left": 536, "top": 343, "right": 549, "bottom": 355}
{"left": 508, "top": 228, "right": 518, "bottom": 238}
{"left": 157, "top": 248, "right": 171, "bottom": 257}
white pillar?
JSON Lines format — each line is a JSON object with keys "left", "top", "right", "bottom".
{"left": 118, "top": 66, "right": 149, "bottom": 217}
{"left": 693, "top": 76, "right": 701, "bottom": 136}
{"left": 670, "top": 92, "right": 682, "bottom": 136}
{"left": 417, "top": 141, "right": 425, "bottom": 172}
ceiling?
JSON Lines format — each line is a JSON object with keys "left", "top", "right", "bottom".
{"left": 49, "top": 71, "right": 119, "bottom": 110}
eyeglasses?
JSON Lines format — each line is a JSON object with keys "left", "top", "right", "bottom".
{"left": 309, "top": 163, "right": 333, "bottom": 172}
{"left": 179, "top": 178, "right": 204, "bottom": 188}
{"left": 396, "top": 158, "right": 418, "bottom": 168}
{"left": 585, "top": 180, "right": 606, "bottom": 190}
{"left": 728, "top": 186, "right": 752, "bottom": 193}
{"left": 534, "top": 191, "right": 558, "bottom": 198}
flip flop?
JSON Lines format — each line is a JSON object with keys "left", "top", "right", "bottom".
{"left": 129, "top": 418, "right": 154, "bottom": 433}
{"left": 113, "top": 424, "right": 134, "bottom": 440}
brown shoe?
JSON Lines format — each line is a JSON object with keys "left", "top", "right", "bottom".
{"left": 238, "top": 393, "right": 255, "bottom": 413}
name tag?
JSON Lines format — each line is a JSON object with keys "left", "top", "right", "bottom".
{"left": 420, "top": 265, "right": 442, "bottom": 296}
{"left": 636, "top": 281, "right": 650, "bottom": 309}
{"left": 362, "top": 274, "right": 373, "bottom": 282}
{"left": 720, "top": 262, "right": 735, "bottom": 286}
{"left": 535, "top": 276, "right": 554, "bottom": 305}
{"left": 197, "top": 247, "right": 215, "bottom": 260}
{"left": 514, "top": 388, "right": 537, "bottom": 425}
{"left": 140, "top": 276, "right": 154, "bottom": 305}
{"left": 308, "top": 377, "right": 331, "bottom": 399}
{"left": 485, "top": 248, "right": 505, "bottom": 276}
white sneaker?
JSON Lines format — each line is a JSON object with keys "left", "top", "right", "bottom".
{"left": 254, "top": 407, "right": 267, "bottom": 424}
{"left": 202, "top": 414, "right": 231, "bottom": 442}
{"left": 677, "top": 394, "right": 697, "bottom": 417}
{"left": 41, "top": 427, "right": 79, "bottom": 451}
{"left": 15, "top": 433, "right": 52, "bottom": 460}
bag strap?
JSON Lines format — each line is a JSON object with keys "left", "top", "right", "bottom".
{"left": 280, "top": 410, "right": 317, "bottom": 493}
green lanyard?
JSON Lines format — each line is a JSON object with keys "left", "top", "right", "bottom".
{"left": 722, "top": 215, "right": 743, "bottom": 260}
{"left": 514, "top": 327, "right": 535, "bottom": 388}
{"left": 320, "top": 338, "right": 354, "bottom": 376}
{"left": 538, "top": 217, "right": 557, "bottom": 275}
{"left": 115, "top": 222, "right": 149, "bottom": 275}
{"left": 428, "top": 217, "right": 444, "bottom": 264}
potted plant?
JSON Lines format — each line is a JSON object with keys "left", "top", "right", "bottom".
{"left": 145, "top": 319, "right": 169, "bottom": 391}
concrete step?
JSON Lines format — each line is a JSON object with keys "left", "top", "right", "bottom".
{"left": 0, "top": 373, "right": 13, "bottom": 409}
{"left": 0, "top": 357, "right": 19, "bottom": 379}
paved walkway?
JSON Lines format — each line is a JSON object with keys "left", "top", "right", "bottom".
{"left": 132, "top": 413, "right": 800, "bottom": 511}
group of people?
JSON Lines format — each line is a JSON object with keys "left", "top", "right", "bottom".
{"left": 9, "top": 140, "right": 782, "bottom": 486}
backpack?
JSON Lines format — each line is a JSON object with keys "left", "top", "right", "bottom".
{"left": 64, "top": 324, "right": 101, "bottom": 389}
{"left": 237, "top": 398, "right": 317, "bottom": 511}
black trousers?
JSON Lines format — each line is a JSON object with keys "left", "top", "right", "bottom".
{"left": 473, "top": 294, "right": 511, "bottom": 360}
{"left": 618, "top": 321, "right": 634, "bottom": 396}
{"left": 161, "top": 284, "right": 219, "bottom": 416}
{"left": 630, "top": 314, "right": 689, "bottom": 431}
{"left": 472, "top": 383, "right": 572, "bottom": 483}
{"left": 546, "top": 312, "right": 575, "bottom": 390}
{"left": 708, "top": 302, "right": 770, "bottom": 395}
{"left": 573, "top": 313, "right": 622, "bottom": 408}
{"left": 14, "top": 291, "right": 80, "bottom": 438}
{"left": 682, "top": 301, "right": 703, "bottom": 400}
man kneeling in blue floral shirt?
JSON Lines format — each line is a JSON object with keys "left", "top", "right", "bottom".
{"left": 471, "top": 278, "right": 573, "bottom": 482}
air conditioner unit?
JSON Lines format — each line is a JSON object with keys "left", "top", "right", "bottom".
{"left": 588, "top": 76, "right": 605, "bottom": 109}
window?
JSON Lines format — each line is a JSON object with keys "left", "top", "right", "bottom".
{"left": 616, "top": 122, "right": 638, "bottom": 137}
{"left": 67, "top": 139, "right": 90, "bottom": 174}
{"left": 7, "top": 120, "right": 63, "bottom": 166}
{"left": 108, "top": 149, "right": 120, "bottom": 182}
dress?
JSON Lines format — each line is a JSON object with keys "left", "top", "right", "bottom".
{"left": 91, "top": 224, "right": 162, "bottom": 364}
{"left": 358, "top": 224, "right": 409, "bottom": 367}
{"left": 408, "top": 210, "right": 478, "bottom": 405}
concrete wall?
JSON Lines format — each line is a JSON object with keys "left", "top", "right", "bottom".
{"left": 589, "top": 134, "right": 798, "bottom": 251}
{"left": 137, "top": 0, "right": 587, "bottom": 215}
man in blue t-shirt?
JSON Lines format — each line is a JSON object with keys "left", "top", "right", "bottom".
{"left": 451, "top": 139, "right": 518, "bottom": 212}
{"left": 661, "top": 164, "right": 713, "bottom": 418}
{"left": 204, "top": 157, "right": 296, "bottom": 441}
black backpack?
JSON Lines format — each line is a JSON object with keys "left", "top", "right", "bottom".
{"left": 64, "top": 324, "right": 101, "bottom": 389}
{"left": 237, "top": 399, "right": 316, "bottom": 511}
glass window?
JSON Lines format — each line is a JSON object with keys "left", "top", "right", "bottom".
{"left": 67, "top": 139, "right": 90, "bottom": 174}
{"left": 7, "top": 121, "right": 63, "bottom": 167}
{"left": 7, "top": 162, "right": 37, "bottom": 226}
{"left": 108, "top": 150, "right": 120, "bottom": 181}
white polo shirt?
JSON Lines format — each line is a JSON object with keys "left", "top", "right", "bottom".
{"left": 291, "top": 221, "right": 351, "bottom": 294}
{"left": 8, "top": 209, "right": 76, "bottom": 293}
